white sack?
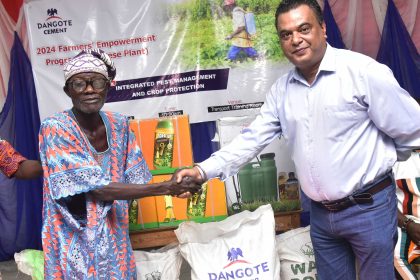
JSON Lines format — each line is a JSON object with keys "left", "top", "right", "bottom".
{"left": 276, "top": 226, "right": 317, "bottom": 280}
{"left": 133, "top": 243, "right": 183, "bottom": 280}
{"left": 175, "top": 204, "right": 280, "bottom": 280}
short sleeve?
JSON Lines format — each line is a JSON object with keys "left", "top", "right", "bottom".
{"left": 0, "top": 139, "right": 27, "bottom": 178}
{"left": 39, "top": 117, "right": 111, "bottom": 200}
{"left": 232, "top": 9, "right": 245, "bottom": 28}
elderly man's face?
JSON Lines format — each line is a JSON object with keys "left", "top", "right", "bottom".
{"left": 65, "top": 72, "right": 109, "bottom": 114}
{"left": 276, "top": 4, "right": 327, "bottom": 71}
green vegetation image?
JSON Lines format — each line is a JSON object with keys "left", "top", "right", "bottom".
{"left": 167, "top": 0, "right": 285, "bottom": 69}
{"left": 228, "top": 199, "right": 301, "bottom": 215}
{"left": 187, "top": 182, "right": 208, "bottom": 218}
{"left": 129, "top": 199, "right": 138, "bottom": 224}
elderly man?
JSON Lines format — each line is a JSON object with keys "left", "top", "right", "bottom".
{"left": 176, "top": 0, "right": 420, "bottom": 279}
{"left": 39, "top": 49, "right": 200, "bottom": 279}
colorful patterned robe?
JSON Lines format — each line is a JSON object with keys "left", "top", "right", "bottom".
{"left": 39, "top": 110, "right": 152, "bottom": 279}
{"left": 0, "top": 138, "right": 26, "bottom": 178}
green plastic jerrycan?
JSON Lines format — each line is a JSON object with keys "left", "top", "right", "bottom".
{"left": 238, "top": 163, "right": 257, "bottom": 202}
{"left": 259, "top": 153, "right": 278, "bottom": 201}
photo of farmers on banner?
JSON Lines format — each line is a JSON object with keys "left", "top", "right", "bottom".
{"left": 25, "top": 0, "right": 292, "bottom": 123}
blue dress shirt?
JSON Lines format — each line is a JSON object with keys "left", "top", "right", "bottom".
{"left": 200, "top": 44, "right": 420, "bottom": 201}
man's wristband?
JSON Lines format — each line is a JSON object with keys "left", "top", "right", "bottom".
{"left": 402, "top": 216, "right": 414, "bottom": 232}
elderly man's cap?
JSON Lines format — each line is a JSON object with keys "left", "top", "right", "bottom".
{"left": 63, "top": 49, "right": 116, "bottom": 82}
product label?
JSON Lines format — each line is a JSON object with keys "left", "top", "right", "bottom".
{"left": 153, "top": 133, "right": 174, "bottom": 168}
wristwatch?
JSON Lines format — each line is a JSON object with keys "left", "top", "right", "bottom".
{"left": 402, "top": 216, "right": 414, "bottom": 232}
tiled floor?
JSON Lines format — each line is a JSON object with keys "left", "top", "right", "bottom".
{"left": 0, "top": 259, "right": 191, "bottom": 280}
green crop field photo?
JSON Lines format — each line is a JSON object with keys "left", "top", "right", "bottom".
{"left": 167, "top": 0, "right": 286, "bottom": 69}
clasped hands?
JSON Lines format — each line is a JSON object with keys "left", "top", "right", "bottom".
{"left": 169, "top": 167, "right": 205, "bottom": 198}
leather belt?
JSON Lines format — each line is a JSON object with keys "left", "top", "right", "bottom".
{"left": 318, "top": 175, "right": 393, "bottom": 212}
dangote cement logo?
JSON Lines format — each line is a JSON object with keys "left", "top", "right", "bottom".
{"left": 37, "top": 8, "right": 72, "bottom": 35}
{"left": 300, "top": 242, "right": 315, "bottom": 258}
{"left": 225, "top": 248, "right": 248, "bottom": 267}
{"left": 46, "top": 8, "right": 60, "bottom": 20}
{"left": 208, "top": 247, "right": 270, "bottom": 280}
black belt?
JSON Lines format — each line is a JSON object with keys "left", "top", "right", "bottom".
{"left": 318, "top": 175, "right": 393, "bottom": 212}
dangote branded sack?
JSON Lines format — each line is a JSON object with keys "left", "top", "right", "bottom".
{"left": 175, "top": 204, "right": 280, "bottom": 280}
{"left": 133, "top": 243, "right": 183, "bottom": 280}
{"left": 276, "top": 226, "right": 317, "bottom": 280}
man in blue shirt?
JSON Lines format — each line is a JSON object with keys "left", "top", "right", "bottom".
{"left": 177, "top": 0, "right": 420, "bottom": 279}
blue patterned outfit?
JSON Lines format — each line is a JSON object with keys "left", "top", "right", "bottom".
{"left": 39, "top": 110, "right": 151, "bottom": 279}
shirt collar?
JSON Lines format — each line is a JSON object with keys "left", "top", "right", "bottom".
{"left": 289, "top": 43, "right": 336, "bottom": 84}
{"left": 318, "top": 43, "right": 336, "bottom": 72}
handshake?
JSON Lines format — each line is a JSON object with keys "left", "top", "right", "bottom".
{"left": 169, "top": 166, "right": 206, "bottom": 198}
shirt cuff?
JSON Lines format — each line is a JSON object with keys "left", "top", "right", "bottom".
{"left": 198, "top": 157, "right": 223, "bottom": 180}
{"left": 194, "top": 164, "right": 207, "bottom": 182}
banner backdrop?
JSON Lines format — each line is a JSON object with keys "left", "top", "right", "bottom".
{"left": 24, "top": 0, "right": 292, "bottom": 122}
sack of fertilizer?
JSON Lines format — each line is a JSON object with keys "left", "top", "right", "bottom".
{"left": 175, "top": 204, "right": 280, "bottom": 280}
{"left": 276, "top": 226, "right": 317, "bottom": 280}
{"left": 133, "top": 243, "right": 183, "bottom": 280}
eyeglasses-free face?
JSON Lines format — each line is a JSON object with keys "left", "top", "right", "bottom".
{"left": 276, "top": 4, "right": 327, "bottom": 75}
{"left": 66, "top": 77, "right": 109, "bottom": 93}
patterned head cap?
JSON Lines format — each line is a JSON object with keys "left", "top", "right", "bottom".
{"left": 63, "top": 49, "right": 116, "bottom": 82}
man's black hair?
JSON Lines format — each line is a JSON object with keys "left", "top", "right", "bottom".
{"left": 275, "top": 0, "right": 324, "bottom": 29}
